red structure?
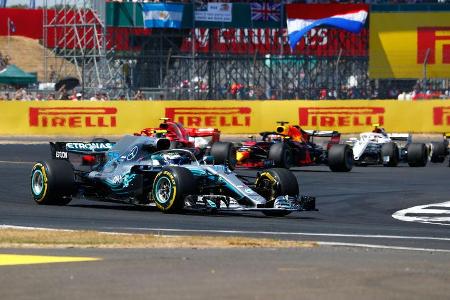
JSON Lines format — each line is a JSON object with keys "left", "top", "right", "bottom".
{"left": 0, "top": 8, "right": 149, "bottom": 51}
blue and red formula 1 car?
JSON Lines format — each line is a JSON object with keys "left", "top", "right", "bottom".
{"left": 236, "top": 122, "right": 353, "bottom": 172}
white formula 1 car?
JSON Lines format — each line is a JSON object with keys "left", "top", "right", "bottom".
{"left": 347, "top": 130, "right": 448, "bottom": 167}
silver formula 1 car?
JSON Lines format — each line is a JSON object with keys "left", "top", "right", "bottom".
{"left": 31, "top": 135, "right": 315, "bottom": 217}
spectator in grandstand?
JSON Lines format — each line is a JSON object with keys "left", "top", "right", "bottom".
{"left": 100, "top": 93, "right": 109, "bottom": 101}
{"left": 255, "top": 86, "right": 267, "bottom": 100}
{"left": 14, "top": 88, "right": 28, "bottom": 100}
{"left": 90, "top": 93, "right": 101, "bottom": 101}
{"left": 133, "top": 89, "right": 145, "bottom": 100}
{"left": 319, "top": 88, "right": 327, "bottom": 100}
{"left": 34, "top": 93, "right": 44, "bottom": 101}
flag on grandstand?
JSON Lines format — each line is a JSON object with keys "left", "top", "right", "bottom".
{"left": 7, "top": 18, "right": 15, "bottom": 35}
{"left": 29, "top": 0, "right": 35, "bottom": 9}
{"left": 142, "top": 3, "right": 184, "bottom": 29}
{"left": 286, "top": 4, "right": 368, "bottom": 50}
{"left": 250, "top": 2, "right": 281, "bottom": 22}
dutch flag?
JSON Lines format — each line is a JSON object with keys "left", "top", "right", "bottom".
{"left": 286, "top": 4, "right": 368, "bottom": 50}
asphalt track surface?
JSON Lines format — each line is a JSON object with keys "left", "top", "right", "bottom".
{"left": 1, "top": 143, "right": 449, "bottom": 250}
{"left": 1, "top": 143, "right": 450, "bottom": 299}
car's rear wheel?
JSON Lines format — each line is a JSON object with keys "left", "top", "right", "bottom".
{"left": 255, "top": 168, "right": 299, "bottom": 217}
{"left": 429, "top": 141, "right": 446, "bottom": 163}
{"left": 31, "top": 160, "right": 75, "bottom": 205}
{"left": 268, "top": 143, "right": 293, "bottom": 169}
{"left": 152, "top": 167, "right": 196, "bottom": 213}
{"left": 407, "top": 143, "right": 428, "bottom": 167}
{"left": 381, "top": 142, "right": 399, "bottom": 167}
{"left": 328, "top": 144, "right": 353, "bottom": 172}
{"left": 210, "top": 142, "right": 237, "bottom": 170}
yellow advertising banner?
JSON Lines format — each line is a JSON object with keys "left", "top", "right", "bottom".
{"left": 0, "top": 100, "right": 449, "bottom": 135}
{"left": 370, "top": 12, "right": 450, "bottom": 79}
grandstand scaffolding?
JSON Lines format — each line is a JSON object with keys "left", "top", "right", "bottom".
{"left": 131, "top": 28, "right": 370, "bottom": 100}
{"left": 43, "top": 0, "right": 125, "bottom": 97}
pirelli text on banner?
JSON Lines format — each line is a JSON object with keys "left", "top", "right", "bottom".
{"left": 298, "top": 107, "right": 384, "bottom": 128}
{"left": 165, "top": 107, "right": 252, "bottom": 127}
{"left": 433, "top": 107, "right": 450, "bottom": 126}
{"left": 29, "top": 107, "right": 118, "bottom": 128}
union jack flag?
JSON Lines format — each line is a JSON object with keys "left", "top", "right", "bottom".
{"left": 251, "top": 2, "right": 281, "bottom": 22}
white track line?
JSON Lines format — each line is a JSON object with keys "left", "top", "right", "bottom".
{"left": 2, "top": 225, "right": 449, "bottom": 253}
{"left": 103, "top": 227, "right": 450, "bottom": 242}
{"left": 393, "top": 201, "right": 450, "bottom": 226}
{"left": 318, "top": 242, "right": 450, "bottom": 253}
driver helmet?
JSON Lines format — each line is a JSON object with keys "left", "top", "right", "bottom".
{"left": 267, "top": 134, "right": 281, "bottom": 142}
{"left": 372, "top": 124, "right": 387, "bottom": 136}
{"left": 163, "top": 152, "right": 189, "bottom": 165}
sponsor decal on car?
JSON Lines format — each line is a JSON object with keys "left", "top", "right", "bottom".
{"left": 55, "top": 151, "right": 68, "bottom": 159}
{"left": 29, "top": 107, "right": 117, "bottom": 128}
{"left": 126, "top": 146, "right": 139, "bottom": 161}
{"left": 66, "top": 142, "right": 113, "bottom": 151}
{"left": 298, "top": 107, "right": 385, "bottom": 127}
{"left": 165, "top": 107, "right": 251, "bottom": 127}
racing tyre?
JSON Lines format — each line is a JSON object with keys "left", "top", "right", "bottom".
{"left": 407, "top": 143, "right": 428, "bottom": 167}
{"left": 210, "top": 142, "right": 237, "bottom": 170}
{"left": 30, "top": 160, "right": 75, "bottom": 205}
{"left": 429, "top": 142, "right": 446, "bottom": 163}
{"left": 328, "top": 144, "right": 353, "bottom": 172}
{"left": 381, "top": 143, "right": 399, "bottom": 167}
{"left": 268, "top": 143, "right": 293, "bottom": 169}
{"left": 152, "top": 166, "right": 196, "bottom": 213}
{"left": 255, "top": 168, "right": 299, "bottom": 217}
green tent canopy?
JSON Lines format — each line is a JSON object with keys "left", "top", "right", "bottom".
{"left": 0, "top": 64, "right": 37, "bottom": 85}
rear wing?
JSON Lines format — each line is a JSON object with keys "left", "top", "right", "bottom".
{"left": 387, "top": 133, "right": 412, "bottom": 142}
{"left": 185, "top": 127, "right": 220, "bottom": 138}
{"left": 50, "top": 141, "right": 115, "bottom": 160}
{"left": 259, "top": 130, "right": 341, "bottom": 144}
{"left": 303, "top": 130, "right": 341, "bottom": 144}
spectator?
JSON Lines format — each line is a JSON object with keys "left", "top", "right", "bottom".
{"left": 90, "top": 93, "right": 101, "bottom": 101}
{"left": 133, "top": 90, "right": 145, "bottom": 100}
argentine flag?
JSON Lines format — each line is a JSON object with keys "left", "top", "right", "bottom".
{"left": 142, "top": 3, "right": 184, "bottom": 29}
{"left": 286, "top": 4, "right": 368, "bottom": 50}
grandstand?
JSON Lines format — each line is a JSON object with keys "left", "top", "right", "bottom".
{"left": 0, "top": 2, "right": 448, "bottom": 99}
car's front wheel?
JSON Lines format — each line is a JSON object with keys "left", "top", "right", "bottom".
{"left": 381, "top": 142, "right": 399, "bottom": 167}
{"left": 255, "top": 168, "right": 299, "bottom": 217}
{"left": 268, "top": 143, "right": 293, "bottom": 169}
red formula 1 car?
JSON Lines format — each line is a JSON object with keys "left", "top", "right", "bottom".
{"left": 236, "top": 122, "right": 353, "bottom": 172}
{"left": 135, "top": 118, "right": 237, "bottom": 168}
